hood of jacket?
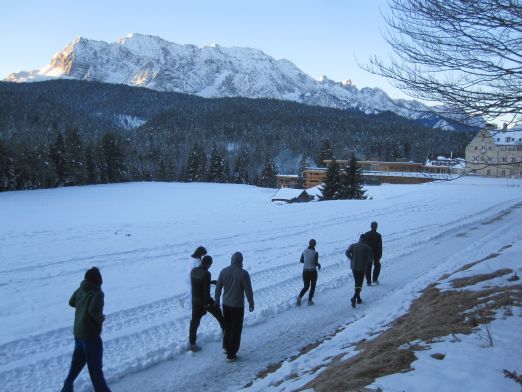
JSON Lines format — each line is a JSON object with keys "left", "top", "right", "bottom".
{"left": 231, "top": 252, "right": 243, "bottom": 267}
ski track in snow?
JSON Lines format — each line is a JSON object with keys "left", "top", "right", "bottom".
{"left": 1, "top": 193, "right": 521, "bottom": 392}
{"left": 1, "top": 181, "right": 521, "bottom": 392}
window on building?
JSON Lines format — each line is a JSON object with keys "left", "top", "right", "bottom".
{"left": 502, "top": 157, "right": 508, "bottom": 162}
{"left": 501, "top": 170, "right": 506, "bottom": 176}
{"left": 486, "top": 169, "right": 491, "bottom": 175}
{"left": 474, "top": 146, "right": 478, "bottom": 150}
{"left": 488, "top": 146, "right": 492, "bottom": 150}
{"left": 512, "top": 157, "right": 516, "bottom": 163}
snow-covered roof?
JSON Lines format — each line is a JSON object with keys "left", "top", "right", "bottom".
{"left": 487, "top": 123, "right": 522, "bottom": 145}
{"left": 272, "top": 188, "right": 308, "bottom": 200}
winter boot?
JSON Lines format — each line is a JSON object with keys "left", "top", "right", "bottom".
{"left": 351, "top": 297, "right": 356, "bottom": 308}
{"left": 189, "top": 344, "right": 201, "bottom": 352}
{"left": 296, "top": 296, "right": 302, "bottom": 306}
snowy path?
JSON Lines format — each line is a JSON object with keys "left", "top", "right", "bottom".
{"left": 1, "top": 179, "right": 521, "bottom": 392}
{"left": 110, "top": 200, "right": 522, "bottom": 392}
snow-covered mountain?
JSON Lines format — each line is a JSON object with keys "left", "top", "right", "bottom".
{"left": 5, "top": 33, "right": 477, "bottom": 128}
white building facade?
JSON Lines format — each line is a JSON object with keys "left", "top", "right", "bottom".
{"left": 465, "top": 124, "right": 522, "bottom": 178}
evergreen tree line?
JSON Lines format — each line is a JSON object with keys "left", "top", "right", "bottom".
{"left": 0, "top": 129, "right": 281, "bottom": 191}
{"left": 0, "top": 79, "right": 476, "bottom": 192}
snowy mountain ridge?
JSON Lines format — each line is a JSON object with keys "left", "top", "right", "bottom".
{"left": 5, "top": 33, "right": 478, "bottom": 128}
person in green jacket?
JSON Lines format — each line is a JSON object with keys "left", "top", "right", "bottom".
{"left": 61, "top": 267, "right": 112, "bottom": 392}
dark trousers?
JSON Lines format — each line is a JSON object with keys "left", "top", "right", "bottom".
{"left": 352, "top": 270, "right": 365, "bottom": 301}
{"left": 222, "top": 305, "right": 244, "bottom": 359}
{"left": 61, "top": 336, "right": 111, "bottom": 392}
{"left": 365, "top": 261, "right": 373, "bottom": 284}
{"left": 372, "top": 259, "right": 381, "bottom": 282}
{"left": 366, "top": 258, "right": 382, "bottom": 283}
{"left": 298, "top": 270, "right": 318, "bottom": 300}
{"left": 189, "top": 299, "right": 225, "bottom": 345}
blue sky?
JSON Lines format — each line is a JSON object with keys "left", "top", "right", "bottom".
{"left": 1, "top": 0, "right": 406, "bottom": 97}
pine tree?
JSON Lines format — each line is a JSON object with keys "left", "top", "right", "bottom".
{"left": 232, "top": 149, "right": 250, "bottom": 184}
{"left": 258, "top": 157, "right": 278, "bottom": 188}
{"left": 84, "top": 143, "right": 98, "bottom": 184}
{"left": 49, "top": 132, "right": 67, "bottom": 186}
{"left": 64, "top": 128, "right": 85, "bottom": 185}
{"left": 339, "top": 154, "right": 367, "bottom": 200}
{"left": 316, "top": 138, "right": 334, "bottom": 167}
{"left": 208, "top": 145, "right": 226, "bottom": 183}
{"left": 0, "top": 139, "right": 16, "bottom": 191}
{"left": 101, "top": 132, "right": 126, "bottom": 183}
{"left": 320, "top": 159, "right": 340, "bottom": 200}
{"left": 184, "top": 142, "right": 207, "bottom": 182}
{"left": 297, "top": 156, "right": 308, "bottom": 189}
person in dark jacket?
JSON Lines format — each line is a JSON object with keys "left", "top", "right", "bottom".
{"left": 215, "top": 252, "right": 254, "bottom": 362}
{"left": 345, "top": 234, "right": 373, "bottom": 308}
{"left": 365, "top": 221, "right": 383, "bottom": 285}
{"left": 189, "top": 255, "right": 226, "bottom": 352}
{"left": 296, "top": 239, "right": 321, "bottom": 306}
{"left": 61, "top": 267, "right": 111, "bottom": 392}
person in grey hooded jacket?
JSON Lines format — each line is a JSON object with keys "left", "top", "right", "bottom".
{"left": 215, "top": 252, "right": 254, "bottom": 362}
{"left": 345, "top": 234, "right": 373, "bottom": 308}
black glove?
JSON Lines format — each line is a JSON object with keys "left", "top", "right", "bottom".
{"left": 317, "top": 263, "right": 321, "bottom": 270}
{"left": 249, "top": 304, "right": 254, "bottom": 312}
{"left": 210, "top": 280, "right": 217, "bottom": 285}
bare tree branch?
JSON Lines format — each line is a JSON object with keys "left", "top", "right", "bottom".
{"left": 365, "top": 0, "right": 522, "bottom": 122}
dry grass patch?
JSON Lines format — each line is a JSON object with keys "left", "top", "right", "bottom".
{"left": 302, "top": 271, "right": 522, "bottom": 392}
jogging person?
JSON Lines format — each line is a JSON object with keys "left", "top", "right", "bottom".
{"left": 296, "top": 239, "right": 321, "bottom": 306}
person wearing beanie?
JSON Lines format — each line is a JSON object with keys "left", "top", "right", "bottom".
{"left": 296, "top": 239, "right": 321, "bottom": 306}
{"left": 61, "top": 267, "right": 111, "bottom": 392}
{"left": 364, "top": 221, "right": 383, "bottom": 285}
{"left": 345, "top": 234, "right": 374, "bottom": 308}
{"left": 180, "top": 246, "right": 208, "bottom": 307}
{"left": 188, "top": 255, "right": 226, "bottom": 352}
{"left": 214, "top": 252, "right": 254, "bottom": 362}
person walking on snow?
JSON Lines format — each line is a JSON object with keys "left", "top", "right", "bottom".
{"left": 296, "top": 239, "right": 321, "bottom": 306}
{"left": 365, "top": 221, "right": 383, "bottom": 285}
{"left": 345, "top": 234, "right": 373, "bottom": 308}
{"left": 189, "top": 255, "right": 226, "bottom": 352}
{"left": 180, "top": 246, "right": 208, "bottom": 307}
{"left": 215, "top": 252, "right": 254, "bottom": 362}
{"left": 61, "top": 267, "right": 112, "bottom": 392}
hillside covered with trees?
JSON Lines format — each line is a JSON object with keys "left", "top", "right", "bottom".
{"left": 0, "top": 80, "right": 474, "bottom": 191}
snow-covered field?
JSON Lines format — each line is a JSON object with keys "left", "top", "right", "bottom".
{"left": 1, "top": 177, "right": 521, "bottom": 392}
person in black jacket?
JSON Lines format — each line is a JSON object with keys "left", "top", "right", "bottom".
{"left": 346, "top": 234, "right": 373, "bottom": 308}
{"left": 365, "top": 221, "right": 383, "bottom": 285}
{"left": 189, "top": 255, "right": 225, "bottom": 352}
{"left": 61, "top": 267, "right": 111, "bottom": 392}
{"left": 296, "top": 239, "right": 321, "bottom": 306}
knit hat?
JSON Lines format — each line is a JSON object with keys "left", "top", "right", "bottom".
{"left": 85, "top": 267, "right": 103, "bottom": 285}
{"left": 309, "top": 239, "right": 316, "bottom": 247}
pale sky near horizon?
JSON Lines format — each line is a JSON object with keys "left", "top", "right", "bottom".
{"left": 1, "top": 0, "right": 409, "bottom": 98}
